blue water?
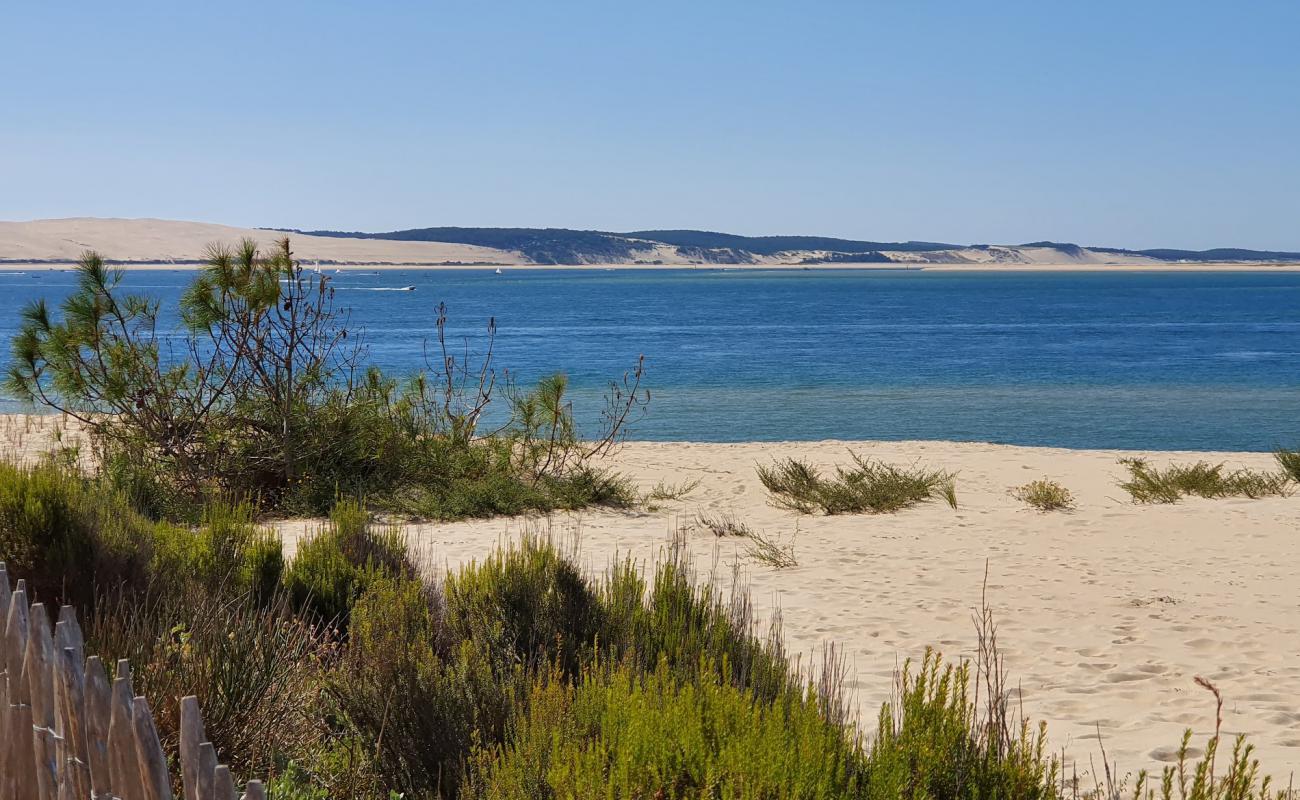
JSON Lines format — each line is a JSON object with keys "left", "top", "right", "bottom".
{"left": 1, "top": 267, "right": 1297, "bottom": 451}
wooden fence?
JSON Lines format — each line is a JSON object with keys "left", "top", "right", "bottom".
{"left": 0, "top": 562, "right": 266, "bottom": 800}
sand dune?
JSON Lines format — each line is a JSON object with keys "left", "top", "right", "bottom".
{"left": 270, "top": 439, "right": 1298, "bottom": 779}
{"left": 0, "top": 217, "right": 526, "bottom": 266}
{"left": 6, "top": 218, "right": 1298, "bottom": 271}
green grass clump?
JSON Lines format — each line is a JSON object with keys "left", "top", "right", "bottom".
{"left": 283, "top": 499, "right": 415, "bottom": 628}
{"left": 758, "top": 453, "right": 958, "bottom": 514}
{"left": 692, "top": 510, "right": 752, "bottom": 537}
{"left": 744, "top": 527, "right": 799, "bottom": 569}
{"left": 1119, "top": 458, "right": 1292, "bottom": 504}
{"left": 1274, "top": 447, "right": 1300, "bottom": 483}
{"left": 444, "top": 533, "right": 603, "bottom": 676}
{"left": 1011, "top": 478, "right": 1076, "bottom": 511}
{"left": 462, "top": 661, "right": 864, "bottom": 799}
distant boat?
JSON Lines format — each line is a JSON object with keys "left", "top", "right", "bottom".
{"left": 494, "top": 268, "right": 503, "bottom": 275}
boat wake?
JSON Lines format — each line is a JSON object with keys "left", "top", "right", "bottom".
{"left": 339, "top": 286, "right": 416, "bottom": 292}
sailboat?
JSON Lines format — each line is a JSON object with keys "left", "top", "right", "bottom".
{"left": 494, "top": 268, "right": 503, "bottom": 275}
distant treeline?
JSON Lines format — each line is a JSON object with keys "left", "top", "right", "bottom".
{"left": 623, "top": 230, "right": 963, "bottom": 255}
{"left": 285, "top": 227, "right": 651, "bottom": 264}
{"left": 280, "top": 226, "right": 965, "bottom": 264}
{"left": 1023, "top": 241, "right": 1300, "bottom": 262}
{"left": 798, "top": 251, "right": 895, "bottom": 264}
{"left": 270, "top": 227, "right": 1300, "bottom": 265}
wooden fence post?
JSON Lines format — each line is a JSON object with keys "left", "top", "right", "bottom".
{"left": 0, "top": 566, "right": 269, "bottom": 800}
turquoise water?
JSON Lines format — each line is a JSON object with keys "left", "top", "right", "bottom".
{"left": 2, "top": 268, "right": 1297, "bottom": 451}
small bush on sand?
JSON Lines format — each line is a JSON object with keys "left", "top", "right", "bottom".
{"left": 692, "top": 510, "right": 753, "bottom": 537}
{"left": 1011, "top": 478, "right": 1076, "bottom": 511}
{"left": 744, "top": 527, "right": 799, "bottom": 569}
{"left": 644, "top": 477, "right": 702, "bottom": 502}
{"left": 1274, "top": 447, "right": 1300, "bottom": 483}
{"left": 1119, "top": 458, "right": 1291, "bottom": 504}
{"left": 758, "top": 453, "right": 958, "bottom": 514}
{"left": 694, "top": 512, "right": 798, "bottom": 568}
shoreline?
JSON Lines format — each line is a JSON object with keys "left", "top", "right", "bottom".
{"left": 4, "top": 261, "right": 1300, "bottom": 273}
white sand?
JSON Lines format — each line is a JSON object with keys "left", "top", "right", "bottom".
{"left": 274, "top": 440, "right": 1300, "bottom": 778}
{"left": 0, "top": 217, "right": 525, "bottom": 266}
{"left": 4, "top": 416, "right": 1297, "bottom": 777}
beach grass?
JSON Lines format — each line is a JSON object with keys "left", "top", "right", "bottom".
{"left": 1274, "top": 447, "right": 1300, "bottom": 483}
{"left": 1011, "top": 478, "right": 1076, "bottom": 511}
{"left": 758, "top": 452, "right": 958, "bottom": 514}
{"left": 1118, "top": 458, "right": 1291, "bottom": 503}
{"left": 692, "top": 510, "right": 753, "bottom": 537}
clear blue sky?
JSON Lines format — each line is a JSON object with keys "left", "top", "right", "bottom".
{"left": 4, "top": 1, "right": 1298, "bottom": 249}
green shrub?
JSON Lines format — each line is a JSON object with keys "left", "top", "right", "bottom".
{"left": 462, "top": 661, "right": 865, "bottom": 799}
{"left": 1275, "top": 447, "right": 1300, "bottom": 483}
{"left": 332, "top": 573, "right": 519, "bottom": 798}
{"left": 283, "top": 500, "right": 413, "bottom": 628}
{"left": 0, "top": 461, "right": 99, "bottom": 602}
{"left": 444, "top": 533, "right": 603, "bottom": 675}
{"left": 744, "top": 528, "right": 799, "bottom": 569}
{"left": 0, "top": 461, "right": 169, "bottom": 607}
{"left": 8, "top": 249, "right": 647, "bottom": 522}
{"left": 865, "top": 650, "right": 1060, "bottom": 800}
{"left": 758, "top": 453, "right": 958, "bottom": 515}
{"left": 598, "top": 554, "right": 796, "bottom": 706}
{"left": 1011, "top": 478, "right": 1076, "bottom": 511}
{"left": 1119, "top": 458, "right": 1291, "bottom": 504}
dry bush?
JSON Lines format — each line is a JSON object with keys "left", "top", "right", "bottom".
{"left": 1011, "top": 478, "right": 1076, "bottom": 511}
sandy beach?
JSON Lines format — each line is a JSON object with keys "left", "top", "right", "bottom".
{"left": 264, "top": 438, "right": 1298, "bottom": 779}
{"left": 5, "top": 415, "right": 1297, "bottom": 778}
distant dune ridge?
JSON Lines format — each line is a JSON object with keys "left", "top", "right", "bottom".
{"left": 2, "top": 217, "right": 1299, "bottom": 268}
{"left": 0, "top": 218, "right": 527, "bottom": 266}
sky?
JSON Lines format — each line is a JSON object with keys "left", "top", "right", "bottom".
{"left": 3, "top": 1, "right": 1298, "bottom": 250}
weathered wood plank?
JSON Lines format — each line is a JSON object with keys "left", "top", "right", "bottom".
{"left": 212, "top": 765, "right": 236, "bottom": 800}
{"left": 179, "top": 696, "right": 207, "bottom": 800}
{"left": 239, "top": 780, "right": 265, "bottom": 800}
{"left": 130, "top": 696, "right": 173, "bottom": 800}
{"left": 9, "top": 702, "right": 38, "bottom": 800}
{"left": 106, "top": 661, "right": 139, "bottom": 800}
{"left": 55, "top": 607, "right": 84, "bottom": 666}
{"left": 5, "top": 588, "right": 30, "bottom": 699}
{"left": 84, "top": 656, "right": 114, "bottom": 800}
{"left": 56, "top": 646, "right": 89, "bottom": 767}
{"left": 197, "top": 743, "right": 217, "bottom": 800}
{"left": 32, "top": 723, "right": 60, "bottom": 800}
{"left": 24, "top": 602, "right": 55, "bottom": 729}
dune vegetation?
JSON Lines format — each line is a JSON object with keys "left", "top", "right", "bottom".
{"left": 758, "top": 453, "right": 958, "bottom": 515}
{"left": 1118, "top": 458, "right": 1292, "bottom": 504}
{"left": 0, "top": 242, "right": 1295, "bottom": 797}
{"left": 5, "top": 241, "right": 646, "bottom": 521}
{"left": 1011, "top": 478, "right": 1076, "bottom": 512}
{"left": 5, "top": 460, "right": 1287, "bottom": 799}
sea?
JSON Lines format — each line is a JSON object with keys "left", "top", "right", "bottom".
{"left": 1, "top": 267, "right": 1297, "bottom": 451}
